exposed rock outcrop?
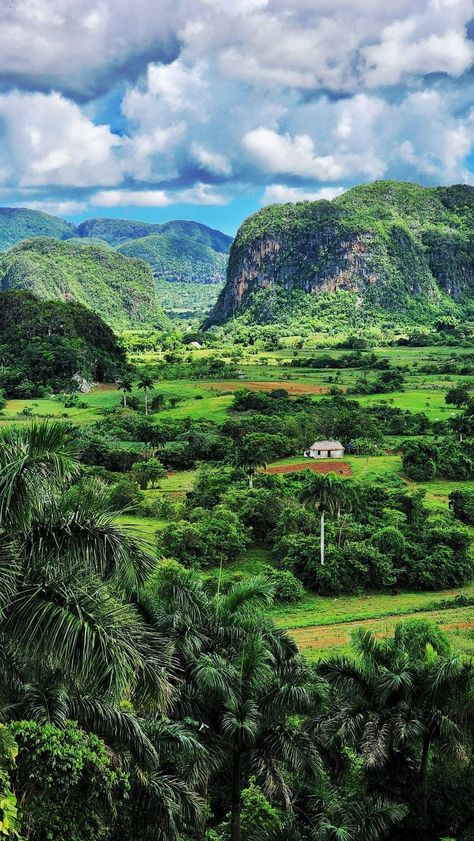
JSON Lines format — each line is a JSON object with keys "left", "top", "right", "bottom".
{"left": 207, "top": 181, "right": 473, "bottom": 326}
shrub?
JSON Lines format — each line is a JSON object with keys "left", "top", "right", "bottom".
{"left": 8, "top": 721, "right": 128, "bottom": 841}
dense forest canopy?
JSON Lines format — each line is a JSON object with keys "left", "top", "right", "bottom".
{"left": 0, "top": 290, "right": 129, "bottom": 396}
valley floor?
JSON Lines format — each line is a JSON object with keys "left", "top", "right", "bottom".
{"left": 2, "top": 342, "right": 473, "bottom": 661}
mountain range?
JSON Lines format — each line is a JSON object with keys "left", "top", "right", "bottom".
{"left": 1, "top": 181, "right": 473, "bottom": 335}
{"left": 0, "top": 209, "right": 232, "bottom": 329}
{"left": 208, "top": 181, "right": 474, "bottom": 329}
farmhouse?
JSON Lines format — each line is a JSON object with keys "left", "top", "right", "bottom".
{"left": 304, "top": 440, "right": 345, "bottom": 459}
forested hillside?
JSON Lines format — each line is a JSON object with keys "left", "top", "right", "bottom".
{"left": 77, "top": 217, "right": 232, "bottom": 252}
{"left": 0, "top": 208, "right": 232, "bottom": 294}
{"left": 0, "top": 290, "right": 128, "bottom": 394}
{"left": 208, "top": 181, "right": 474, "bottom": 328}
{"left": 0, "top": 207, "right": 75, "bottom": 251}
{"left": 118, "top": 232, "right": 228, "bottom": 284}
{"left": 0, "top": 238, "right": 170, "bottom": 330}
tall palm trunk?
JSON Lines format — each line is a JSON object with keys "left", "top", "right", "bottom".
{"left": 123, "top": 393, "right": 127, "bottom": 408}
{"left": 420, "top": 733, "right": 431, "bottom": 818}
{"left": 248, "top": 471, "right": 254, "bottom": 490}
{"left": 230, "top": 749, "right": 242, "bottom": 841}
{"left": 320, "top": 510, "right": 325, "bottom": 565}
{"left": 144, "top": 389, "right": 148, "bottom": 415}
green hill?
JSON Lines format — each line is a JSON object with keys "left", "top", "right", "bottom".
{"left": 157, "top": 220, "right": 231, "bottom": 253}
{"left": 208, "top": 181, "right": 474, "bottom": 329}
{"left": 77, "top": 217, "right": 232, "bottom": 253}
{"left": 0, "top": 207, "right": 75, "bottom": 251}
{"left": 0, "top": 290, "right": 128, "bottom": 396}
{"left": 0, "top": 209, "right": 231, "bottom": 296}
{"left": 0, "top": 238, "right": 169, "bottom": 331}
{"left": 118, "top": 232, "right": 228, "bottom": 284}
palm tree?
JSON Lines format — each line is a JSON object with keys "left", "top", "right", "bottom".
{"left": 317, "top": 624, "right": 473, "bottom": 824}
{"left": 117, "top": 377, "right": 133, "bottom": 407}
{"left": 235, "top": 434, "right": 273, "bottom": 489}
{"left": 300, "top": 474, "right": 339, "bottom": 565}
{"left": 253, "top": 798, "right": 406, "bottom": 841}
{"left": 137, "top": 372, "right": 154, "bottom": 415}
{"left": 0, "top": 422, "right": 207, "bottom": 839}
{"left": 0, "top": 422, "right": 167, "bottom": 705}
{"left": 144, "top": 564, "right": 322, "bottom": 841}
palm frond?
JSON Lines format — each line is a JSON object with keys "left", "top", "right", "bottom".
{"left": 6, "top": 575, "right": 151, "bottom": 696}
{"left": 70, "top": 698, "right": 160, "bottom": 768}
{"left": 26, "top": 485, "right": 155, "bottom": 591}
{"left": 217, "top": 575, "right": 274, "bottom": 617}
{"left": 0, "top": 422, "right": 79, "bottom": 529}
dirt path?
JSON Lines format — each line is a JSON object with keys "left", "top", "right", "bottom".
{"left": 290, "top": 607, "right": 474, "bottom": 653}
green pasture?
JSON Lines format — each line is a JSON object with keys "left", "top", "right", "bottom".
{"left": 290, "top": 607, "right": 474, "bottom": 662}
{"left": 0, "top": 390, "right": 119, "bottom": 426}
{"left": 273, "top": 584, "right": 474, "bottom": 631}
{"left": 356, "top": 389, "right": 461, "bottom": 420}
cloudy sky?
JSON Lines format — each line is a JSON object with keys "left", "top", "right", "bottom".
{"left": 0, "top": 0, "right": 472, "bottom": 233}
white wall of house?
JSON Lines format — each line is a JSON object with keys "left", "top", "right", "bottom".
{"left": 304, "top": 447, "right": 344, "bottom": 459}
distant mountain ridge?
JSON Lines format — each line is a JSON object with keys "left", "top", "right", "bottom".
{"left": 207, "top": 180, "right": 474, "bottom": 327}
{"left": 76, "top": 217, "right": 232, "bottom": 253}
{"left": 0, "top": 208, "right": 76, "bottom": 251}
{"left": 117, "top": 233, "right": 227, "bottom": 284}
{"left": 0, "top": 208, "right": 232, "bottom": 287}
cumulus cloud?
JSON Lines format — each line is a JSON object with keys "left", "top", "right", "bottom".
{"left": 0, "top": 0, "right": 471, "bottom": 216}
{"left": 191, "top": 143, "right": 232, "bottom": 175}
{"left": 92, "top": 183, "right": 229, "bottom": 207}
{"left": 0, "top": 91, "right": 123, "bottom": 187}
{"left": 243, "top": 128, "right": 344, "bottom": 179}
{"left": 0, "top": 0, "right": 472, "bottom": 100}
{"left": 0, "top": 0, "right": 181, "bottom": 99}
{"left": 243, "top": 124, "right": 386, "bottom": 181}
{"left": 363, "top": 20, "right": 474, "bottom": 87}
{"left": 20, "top": 199, "right": 88, "bottom": 215}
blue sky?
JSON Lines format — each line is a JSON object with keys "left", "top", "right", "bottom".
{"left": 0, "top": 0, "right": 472, "bottom": 236}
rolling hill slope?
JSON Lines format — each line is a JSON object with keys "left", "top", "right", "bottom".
{"left": 118, "top": 232, "right": 228, "bottom": 284}
{"left": 0, "top": 238, "right": 169, "bottom": 330}
{"left": 0, "top": 207, "right": 75, "bottom": 251}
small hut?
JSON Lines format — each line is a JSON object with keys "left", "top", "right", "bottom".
{"left": 304, "top": 441, "right": 345, "bottom": 459}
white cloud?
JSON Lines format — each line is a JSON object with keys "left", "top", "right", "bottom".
{"left": 243, "top": 123, "right": 386, "bottom": 181}
{"left": 145, "top": 60, "right": 208, "bottom": 112}
{"left": 363, "top": 22, "right": 474, "bottom": 87}
{"left": 92, "top": 182, "right": 229, "bottom": 207}
{"left": 0, "top": 0, "right": 471, "bottom": 101}
{"left": 21, "top": 199, "right": 88, "bottom": 215}
{"left": 92, "top": 189, "right": 171, "bottom": 207}
{"left": 243, "top": 128, "right": 345, "bottom": 179}
{"left": 0, "top": 0, "right": 181, "bottom": 98}
{"left": 0, "top": 91, "right": 123, "bottom": 187}
{"left": 0, "top": 0, "right": 471, "bottom": 210}
{"left": 261, "top": 185, "right": 346, "bottom": 204}
{"left": 191, "top": 142, "right": 232, "bottom": 175}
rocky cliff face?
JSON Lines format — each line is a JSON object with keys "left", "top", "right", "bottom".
{"left": 207, "top": 181, "right": 473, "bottom": 325}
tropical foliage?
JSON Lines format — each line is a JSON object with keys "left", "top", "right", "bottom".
{"left": 0, "top": 420, "right": 473, "bottom": 841}
{"left": 0, "top": 291, "right": 129, "bottom": 396}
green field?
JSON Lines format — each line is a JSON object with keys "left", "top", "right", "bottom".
{"left": 2, "top": 342, "right": 473, "bottom": 664}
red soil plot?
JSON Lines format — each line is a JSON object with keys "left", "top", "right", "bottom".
{"left": 264, "top": 461, "right": 353, "bottom": 476}
{"left": 201, "top": 381, "right": 332, "bottom": 395}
